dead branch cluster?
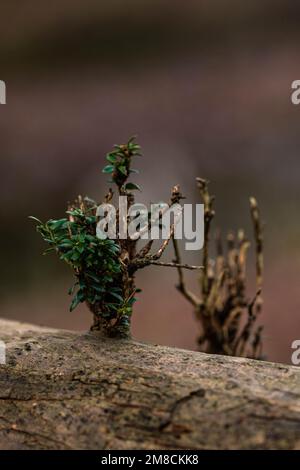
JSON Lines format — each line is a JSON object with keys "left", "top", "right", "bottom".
{"left": 173, "top": 178, "right": 264, "bottom": 359}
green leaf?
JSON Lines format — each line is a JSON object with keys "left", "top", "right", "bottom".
{"left": 68, "top": 283, "right": 78, "bottom": 296}
{"left": 86, "top": 272, "right": 100, "bottom": 283}
{"left": 118, "top": 165, "right": 127, "bottom": 176}
{"left": 28, "top": 216, "right": 42, "bottom": 224}
{"left": 71, "top": 251, "right": 81, "bottom": 261}
{"left": 70, "top": 295, "right": 82, "bottom": 312}
{"left": 106, "top": 153, "right": 117, "bottom": 163}
{"left": 92, "top": 285, "right": 105, "bottom": 294}
{"left": 105, "top": 303, "right": 119, "bottom": 311}
{"left": 111, "top": 286, "right": 123, "bottom": 293}
{"left": 42, "top": 247, "right": 55, "bottom": 255}
{"left": 86, "top": 216, "right": 96, "bottom": 224}
{"left": 48, "top": 219, "right": 68, "bottom": 230}
{"left": 109, "top": 292, "right": 124, "bottom": 303}
{"left": 125, "top": 182, "right": 141, "bottom": 191}
{"left": 58, "top": 243, "right": 72, "bottom": 250}
{"left": 102, "top": 165, "right": 114, "bottom": 174}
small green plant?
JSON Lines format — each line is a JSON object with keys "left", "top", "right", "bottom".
{"left": 30, "top": 137, "right": 199, "bottom": 338}
{"left": 30, "top": 138, "right": 265, "bottom": 357}
{"left": 173, "top": 178, "right": 264, "bottom": 359}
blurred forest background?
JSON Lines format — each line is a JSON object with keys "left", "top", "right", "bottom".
{"left": 0, "top": 0, "right": 299, "bottom": 363}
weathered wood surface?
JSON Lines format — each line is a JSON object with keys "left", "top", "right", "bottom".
{"left": 0, "top": 318, "right": 299, "bottom": 450}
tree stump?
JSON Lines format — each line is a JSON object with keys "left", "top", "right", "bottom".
{"left": 0, "top": 319, "right": 299, "bottom": 449}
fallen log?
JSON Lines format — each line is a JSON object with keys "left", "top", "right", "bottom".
{"left": 0, "top": 318, "right": 299, "bottom": 450}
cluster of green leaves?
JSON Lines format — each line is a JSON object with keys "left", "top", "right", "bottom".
{"left": 102, "top": 136, "right": 141, "bottom": 191}
{"left": 29, "top": 209, "right": 124, "bottom": 314}
{"left": 30, "top": 138, "right": 145, "bottom": 335}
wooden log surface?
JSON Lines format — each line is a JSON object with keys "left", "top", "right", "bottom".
{"left": 0, "top": 318, "right": 299, "bottom": 450}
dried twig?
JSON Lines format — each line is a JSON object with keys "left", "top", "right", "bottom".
{"left": 173, "top": 178, "right": 264, "bottom": 359}
{"left": 172, "top": 238, "right": 201, "bottom": 308}
{"left": 146, "top": 261, "right": 203, "bottom": 270}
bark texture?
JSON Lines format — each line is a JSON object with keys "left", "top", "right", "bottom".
{"left": 0, "top": 318, "right": 299, "bottom": 450}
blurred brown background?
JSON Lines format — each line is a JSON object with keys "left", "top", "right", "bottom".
{"left": 0, "top": 0, "right": 299, "bottom": 364}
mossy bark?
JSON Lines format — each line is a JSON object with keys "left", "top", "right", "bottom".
{"left": 0, "top": 318, "right": 299, "bottom": 450}
{"left": 88, "top": 303, "right": 131, "bottom": 338}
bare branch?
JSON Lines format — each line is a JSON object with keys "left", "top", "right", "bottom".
{"left": 149, "top": 260, "right": 203, "bottom": 270}
{"left": 131, "top": 251, "right": 203, "bottom": 274}
{"left": 196, "top": 177, "right": 215, "bottom": 301}
{"left": 172, "top": 238, "right": 201, "bottom": 307}
{"left": 152, "top": 224, "right": 175, "bottom": 260}
{"left": 135, "top": 184, "right": 184, "bottom": 257}
{"left": 137, "top": 239, "right": 154, "bottom": 258}
{"left": 104, "top": 188, "right": 114, "bottom": 203}
{"left": 250, "top": 197, "right": 263, "bottom": 291}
